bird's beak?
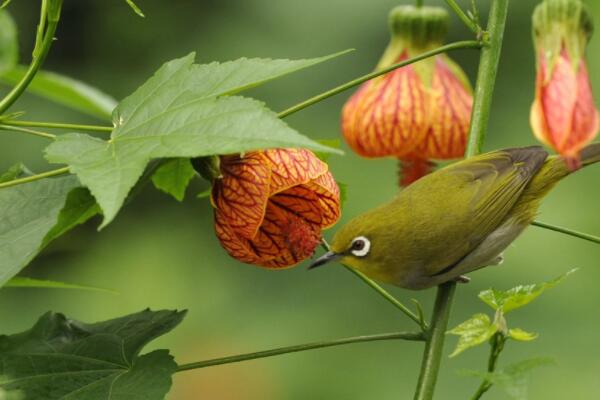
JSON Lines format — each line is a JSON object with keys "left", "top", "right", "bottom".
{"left": 308, "top": 251, "right": 342, "bottom": 270}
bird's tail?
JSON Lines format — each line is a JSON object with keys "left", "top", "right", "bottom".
{"left": 513, "top": 142, "right": 600, "bottom": 222}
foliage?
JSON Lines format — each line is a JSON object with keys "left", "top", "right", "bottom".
{"left": 0, "top": 309, "right": 184, "bottom": 400}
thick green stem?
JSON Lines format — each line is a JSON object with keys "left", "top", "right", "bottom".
{"left": 176, "top": 331, "right": 425, "bottom": 373}
{"left": 413, "top": 1, "right": 509, "bottom": 399}
{"left": 0, "top": 0, "right": 61, "bottom": 114}
{"left": 466, "top": 0, "right": 509, "bottom": 157}
{"left": 277, "top": 40, "right": 481, "bottom": 119}
{"left": 471, "top": 333, "right": 506, "bottom": 400}
{"left": 0, "top": 166, "right": 70, "bottom": 189}
{"left": 531, "top": 220, "right": 600, "bottom": 245}
{"left": 0, "top": 119, "right": 113, "bottom": 133}
{"left": 413, "top": 283, "right": 456, "bottom": 400}
{"left": 444, "top": 0, "right": 480, "bottom": 34}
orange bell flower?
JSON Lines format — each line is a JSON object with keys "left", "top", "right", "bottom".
{"left": 341, "top": 5, "right": 472, "bottom": 186}
{"left": 211, "top": 149, "right": 340, "bottom": 268}
{"left": 531, "top": 0, "right": 598, "bottom": 170}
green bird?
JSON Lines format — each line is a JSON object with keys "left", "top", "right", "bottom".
{"left": 310, "top": 144, "right": 600, "bottom": 289}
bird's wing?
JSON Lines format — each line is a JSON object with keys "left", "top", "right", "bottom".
{"left": 398, "top": 146, "right": 548, "bottom": 277}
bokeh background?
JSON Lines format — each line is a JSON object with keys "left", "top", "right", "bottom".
{"left": 1, "top": 0, "right": 599, "bottom": 399}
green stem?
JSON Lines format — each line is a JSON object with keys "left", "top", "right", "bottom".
{"left": 0, "top": 0, "right": 61, "bottom": 114}
{"left": 465, "top": 0, "right": 509, "bottom": 157}
{"left": 175, "top": 331, "right": 425, "bottom": 373}
{"left": 413, "top": 282, "right": 456, "bottom": 400}
{"left": 471, "top": 333, "right": 506, "bottom": 400}
{"left": 0, "top": 119, "right": 113, "bottom": 133}
{"left": 0, "top": 124, "right": 55, "bottom": 140}
{"left": 344, "top": 265, "right": 427, "bottom": 329}
{"left": 277, "top": 40, "right": 481, "bottom": 119}
{"left": 413, "top": 1, "right": 509, "bottom": 399}
{"left": 531, "top": 220, "right": 600, "bottom": 245}
{"left": 320, "top": 240, "right": 426, "bottom": 329}
{"left": 0, "top": 166, "right": 70, "bottom": 189}
{"left": 444, "top": 0, "right": 480, "bottom": 34}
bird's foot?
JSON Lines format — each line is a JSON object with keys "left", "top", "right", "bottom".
{"left": 454, "top": 275, "right": 471, "bottom": 284}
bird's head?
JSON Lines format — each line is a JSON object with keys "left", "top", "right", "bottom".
{"left": 309, "top": 212, "right": 378, "bottom": 272}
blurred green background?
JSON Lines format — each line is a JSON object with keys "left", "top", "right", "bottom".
{"left": 1, "top": 0, "right": 599, "bottom": 399}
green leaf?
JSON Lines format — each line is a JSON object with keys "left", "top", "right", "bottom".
{"left": 0, "top": 9, "right": 17, "bottom": 74}
{"left": 0, "top": 66, "right": 117, "bottom": 119}
{"left": 151, "top": 158, "right": 196, "bottom": 201}
{"left": 508, "top": 328, "right": 538, "bottom": 342}
{"left": 42, "top": 186, "right": 100, "bottom": 247}
{"left": 478, "top": 269, "right": 577, "bottom": 313}
{"left": 0, "top": 176, "right": 79, "bottom": 286}
{"left": 124, "top": 0, "right": 145, "bottom": 17}
{"left": 0, "top": 309, "right": 185, "bottom": 400}
{"left": 447, "top": 313, "right": 497, "bottom": 357}
{"left": 4, "top": 277, "right": 116, "bottom": 293}
{"left": 45, "top": 52, "right": 346, "bottom": 228}
{"left": 463, "top": 357, "right": 554, "bottom": 400}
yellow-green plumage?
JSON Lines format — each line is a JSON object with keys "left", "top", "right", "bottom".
{"left": 320, "top": 143, "right": 600, "bottom": 290}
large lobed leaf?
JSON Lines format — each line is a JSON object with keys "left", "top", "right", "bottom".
{"left": 478, "top": 269, "right": 577, "bottom": 313}
{"left": 0, "top": 175, "right": 80, "bottom": 286}
{"left": 45, "top": 52, "right": 346, "bottom": 227}
{"left": 0, "top": 309, "right": 185, "bottom": 400}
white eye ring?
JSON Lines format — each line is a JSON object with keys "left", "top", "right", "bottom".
{"left": 350, "top": 236, "right": 371, "bottom": 257}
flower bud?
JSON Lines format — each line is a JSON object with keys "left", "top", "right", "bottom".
{"left": 531, "top": 0, "right": 599, "bottom": 169}
{"left": 341, "top": 5, "right": 472, "bottom": 186}
{"left": 212, "top": 149, "right": 340, "bottom": 268}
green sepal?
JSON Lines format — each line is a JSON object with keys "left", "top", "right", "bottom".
{"left": 377, "top": 6, "right": 449, "bottom": 86}
{"left": 192, "top": 155, "right": 221, "bottom": 182}
{"left": 532, "top": 0, "right": 594, "bottom": 73}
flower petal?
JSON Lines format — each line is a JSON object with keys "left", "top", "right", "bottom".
{"left": 413, "top": 56, "right": 471, "bottom": 159}
{"left": 341, "top": 51, "right": 427, "bottom": 158}
{"left": 214, "top": 210, "right": 262, "bottom": 264}
{"left": 262, "top": 148, "right": 327, "bottom": 194}
{"left": 305, "top": 171, "right": 341, "bottom": 228}
{"left": 566, "top": 61, "right": 599, "bottom": 154}
{"left": 212, "top": 153, "right": 271, "bottom": 239}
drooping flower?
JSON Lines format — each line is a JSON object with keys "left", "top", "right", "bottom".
{"left": 341, "top": 5, "right": 473, "bottom": 186}
{"left": 531, "top": 0, "right": 598, "bottom": 169}
{"left": 210, "top": 149, "right": 340, "bottom": 268}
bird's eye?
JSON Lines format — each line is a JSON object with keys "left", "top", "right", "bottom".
{"left": 350, "top": 236, "right": 371, "bottom": 257}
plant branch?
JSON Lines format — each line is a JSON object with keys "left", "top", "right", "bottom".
{"left": 444, "top": 0, "right": 480, "bottom": 34}
{"left": 175, "top": 331, "right": 425, "bottom": 373}
{"left": 0, "top": 124, "right": 55, "bottom": 139}
{"left": 0, "top": 0, "right": 62, "bottom": 114}
{"left": 531, "top": 220, "right": 600, "bottom": 245}
{"left": 413, "top": 1, "right": 509, "bottom": 399}
{"left": 320, "top": 240, "right": 426, "bottom": 329}
{"left": 0, "top": 166, "right": 70, "bottom": 189}
{"left": 0, "top": 119, "right": 113, "bottom": 133}
{"left": 277, "top": 40, "right": 481, "bottom": 119}
{"left": 344, "top": 265, "right": 427, "bottom": 329}
{"left": 471, "top": 333, "right": 506, "bottom": 400}
{"left": 413, "top": 282, "right": 456, "bottom": 400}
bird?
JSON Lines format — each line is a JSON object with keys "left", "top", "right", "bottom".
{"left": 309, "top": 144, "right": 600, "bottom": 290}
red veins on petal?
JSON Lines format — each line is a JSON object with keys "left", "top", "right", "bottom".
{"left": 212, "top": 153, "right": 271, "bottom": 239}
{"left": 413, "top": 57, "right": 471, "bottom": 160}
{"left": 342, "top": 51, "right": 427, "bottom": 158}
{"left": 532, "top": 48, "right": 599, "bottom": 166}
{"left": 212, "top": 148, "right": 341, "bottom": 269}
